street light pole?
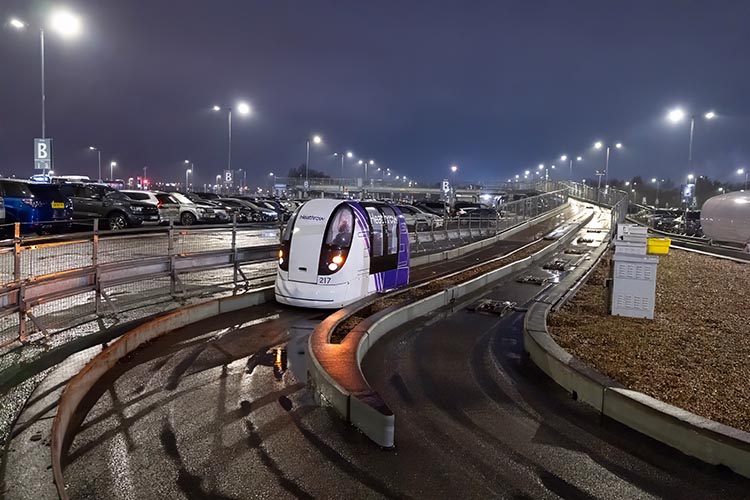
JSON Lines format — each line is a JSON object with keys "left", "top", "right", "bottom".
{"left": 89, "top": 146, "right": 101, "bottom": 181}
{"left": 227, "top": 108, "right": 232, "bottom": 173}
{"left": 305, "top": 139, "right": 310, "bottom": 192}
{"left": 688, "top": 115, "right": 695, "bottom": 174}
{"left": 40, "top": 28, "right": 45, "bottom": 138}
{"left": 185, "top": 169, "right": 192, "bottom": 191}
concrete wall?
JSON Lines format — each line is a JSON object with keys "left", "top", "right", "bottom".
{"left": 50, "top": 287, "right": 275, "bottom": 500}
{"left": 307, "top": 208, "right": 594, "bottom": 447}
{"left": 523, "top": 232, "right": 750, "bottom": 479}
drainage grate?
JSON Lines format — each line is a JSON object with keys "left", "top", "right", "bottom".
{"left": 468, "top": 299, "right": 517, "bottom": 315}
{"left": 516, "top": 275, "right": 549, "bottom": 286}
{"left": 543, "top": 259, "right": 567, "bottom": 272}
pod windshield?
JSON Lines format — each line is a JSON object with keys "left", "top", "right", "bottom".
{"left": 325, "top": 206, "right": 354, "bottom": 247}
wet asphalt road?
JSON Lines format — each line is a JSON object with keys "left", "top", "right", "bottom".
{"left": 59, "top": 208, "right": 750, "bottom": 499}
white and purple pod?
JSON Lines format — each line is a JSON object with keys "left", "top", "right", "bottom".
{"left": 701, "top": 191, "right": 750, "bottom": 245}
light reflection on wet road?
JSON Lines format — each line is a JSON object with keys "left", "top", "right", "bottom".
{"left": 60, "top": 209, "right": 750, "bottom": 499}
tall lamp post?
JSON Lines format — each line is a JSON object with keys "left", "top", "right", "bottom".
{"left": 335, "top": 151, "right": 353, "bottom": 193}
{"left": 560, "top": 155, "right": 583, "bottom": 179}
{"left": 88, "top": 146, "right": 101, "bottom": 181}
{"left": 305, "top": 135, "right": 322, "bottom": 197}
{"left": 184, "top": 159, "right": 194, "bottom": 186}
{"left": 212, "top": 102, "right": 251, "bottom": 185}
{"left": 593, "top": 141, "right": 623, "bottom": 187}
{"left": 651, "top": 178, "right": 663, "bottom": 207}
{"left": 8, "top": 10, "right": 82, "bottom": 140}
{"left": 737, "top": 168, "right": 748, "bottom": 191}
{"left": 666, "top": 108, "right": 716, "bottom": 176}
{"left": 185, "top": 169, "right": 192, "bottom": 191}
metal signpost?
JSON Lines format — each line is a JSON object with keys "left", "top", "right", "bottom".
{"left": 34, "top": 138, "right": 53, "bottom": 171}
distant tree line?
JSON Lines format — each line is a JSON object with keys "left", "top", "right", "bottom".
{"left": 286, "top": 164, "right": 330, "bottom": 179}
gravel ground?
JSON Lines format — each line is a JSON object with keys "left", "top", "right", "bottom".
{"left": 549, "top": 249, "right": 750, "bottom": 433}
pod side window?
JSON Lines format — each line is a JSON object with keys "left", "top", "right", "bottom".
{"left": 364, "top": 203, "right": 399, "bottom": 274}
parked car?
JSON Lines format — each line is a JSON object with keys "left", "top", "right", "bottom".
{"left": 461, "top": 207, "right": 499, "bottom": 220}
{"left": 396, "top": 204, "right": 444, "bottom": 231}
{"left": 59, "top": 183, "right": 159, "bottom": 230}
{"left": 672, "top": 211, "right": 702, "bottom": 237}
{"left": 121, "top": 190, "right": 180, "bottom": 224}
{"left": 192, "top": 191, "right": 221, "bottom": 201}
{"left": 414, "top": 200, "right": 446, "bottom": 216}
{"left": 216, "top": 198, "right": 256, "bottom": 222}
{"left": 171, "top": 192, "right": 230, "bottom": 225}
{"left": 0, "top": 179, "right": 73, "bottom": 234}
{"left": 232, "top": 197, "right": 280, "bottom": 222}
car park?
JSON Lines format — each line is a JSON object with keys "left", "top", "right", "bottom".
{"left": 461, "top": 207, "right": 499, "bottom": 220}
{"left": 170, "top": 192, "right": 230, "bottom": 225}
{"left": 59, "top": 183, "right": 158, "bottom": 230}
{"left": 232, "top": 197, "right": 280, "bottom": 222}
{"left": 121, "top": 190, "right": 180, "bottom": 224}
{"left": 216, "top": 198, "right": 256, "bottom": 222}
{"left": 0, "top": 179, "right": 74, "bottom": 234}
{"left": 396, "top": 204, "right": 444, "bottom": 231}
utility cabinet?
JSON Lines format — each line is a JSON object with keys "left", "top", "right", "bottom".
{"left": 611, "top": 224, "right": 659, "bottom": 319}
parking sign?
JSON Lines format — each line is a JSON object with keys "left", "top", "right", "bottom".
{"left": 224, "top": 170, "right": 233, "bottom": 184}
{"left": 34, "top": 138, "right": 53, "bottom": 170}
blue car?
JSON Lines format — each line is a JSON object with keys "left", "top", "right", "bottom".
{"left": 0, "top": 179, "right": 73, "bottom": 234}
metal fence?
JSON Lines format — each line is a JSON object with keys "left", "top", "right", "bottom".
{"left": 0, "top": 190, "right": 573, "bottom": 351}
{"left": 406, "top": 189, "right": 568, "bottom": 252}
{"left": 0, "top": 219, "right": 280, "bottom": 349}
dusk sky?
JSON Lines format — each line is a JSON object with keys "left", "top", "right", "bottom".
{"left": 2, "top": 0, "right": 749, "bottom": 186}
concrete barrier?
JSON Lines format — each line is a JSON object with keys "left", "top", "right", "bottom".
{"left": 523, "top": 235, "right": 750, "bottom": 479}
{"left": 50, "top": 287, "right": 275, "bottom": 500}
{"left": 308, "top": 209, "right": 594, "bottom": 447}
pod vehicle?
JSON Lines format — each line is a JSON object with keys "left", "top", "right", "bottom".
{"left": 275, "top": 199, "right": 410, "bottom": 308}
{"left": 701, "top": 191, "right": 750, "bottom": 247}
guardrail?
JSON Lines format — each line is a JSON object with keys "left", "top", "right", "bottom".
{"left": 0, "top": 218, "right": 280, "bottom": 349}
{"left": 0, "top": 190, "right": 569, "bottom": 352}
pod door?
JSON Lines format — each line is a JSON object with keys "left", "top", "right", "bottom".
{"left": 363, "top": 204, "right": 409, "bottom": 290}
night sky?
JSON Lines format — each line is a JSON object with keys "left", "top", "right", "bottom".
{"left": 2, "top": 0, "right": 750, "bottom": 187}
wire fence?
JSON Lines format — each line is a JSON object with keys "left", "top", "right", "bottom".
{"left": 0, "top": 187, "right": 582, "bottom": 354}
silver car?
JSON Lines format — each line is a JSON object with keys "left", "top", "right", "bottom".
{"left": 397, "top": 204, "right": 444, "bottom": 231}
{"left": 121, "top": 190, "right": 180, "bottom": 224}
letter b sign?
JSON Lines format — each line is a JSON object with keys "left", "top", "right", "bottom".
{"left": 34, "top": 138, "right": 53, "bottom": 170}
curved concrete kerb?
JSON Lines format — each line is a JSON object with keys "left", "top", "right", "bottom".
{"left": 308, "top": 209, "right": 595, "bottom": 447}
{"left": 523, "top": 240, "right": 750, "bottom": 479}
{"left": 50, "top": 287, "right": 275, "bottom": 500}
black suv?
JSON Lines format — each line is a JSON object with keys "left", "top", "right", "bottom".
{"left": 59, "top": 183, "right": 159, "bottom": 230}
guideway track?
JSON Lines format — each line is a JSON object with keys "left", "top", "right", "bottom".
{"left": 54, "top": 203, "right": 748, "bottom": 499}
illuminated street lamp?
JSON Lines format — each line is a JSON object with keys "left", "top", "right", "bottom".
{"left": 651, "top": 177, "right": 664, "bottom": 206}
{"left": 8, "top": 9, "right": 82, "bottom": 140}
{"left": 450, "top": 165, "right": 458, "bottom": 173}
{"left": 212, "top": 102, "right": 252, "bottom": 182}
{"left": 666, "top": 107, "right": 716, "bottom": 175}
{"left": 183, "top": 159, "right": 194, "bottom": 185}
{"left": 592, "top": 141, "right": 623, "bottom": 187}
{"left": 304, "top": 135, "right": 323, "bottom": 196}
{"left": 737, "top": 168, "right": 748, "bottom": 190}
{"left": 88, "top": 146, "right": 101, "bottom": 181}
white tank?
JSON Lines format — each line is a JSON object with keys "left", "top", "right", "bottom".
{"left": 700, "top": 191, "right": 750, "bottom": 245}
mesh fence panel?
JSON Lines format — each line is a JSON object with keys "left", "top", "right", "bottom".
{"left": 99, "top": 234, "right": 170, "bottom": 263}
{"left": 0, "top": 248, "right": 14, "bottom": 284}
{"left": 20, "top": 241, "right": 92, "bottom": 279}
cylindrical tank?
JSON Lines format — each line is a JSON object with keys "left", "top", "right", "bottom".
{"left": 701, "top": 191, "right": 750, "bottom": 245}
